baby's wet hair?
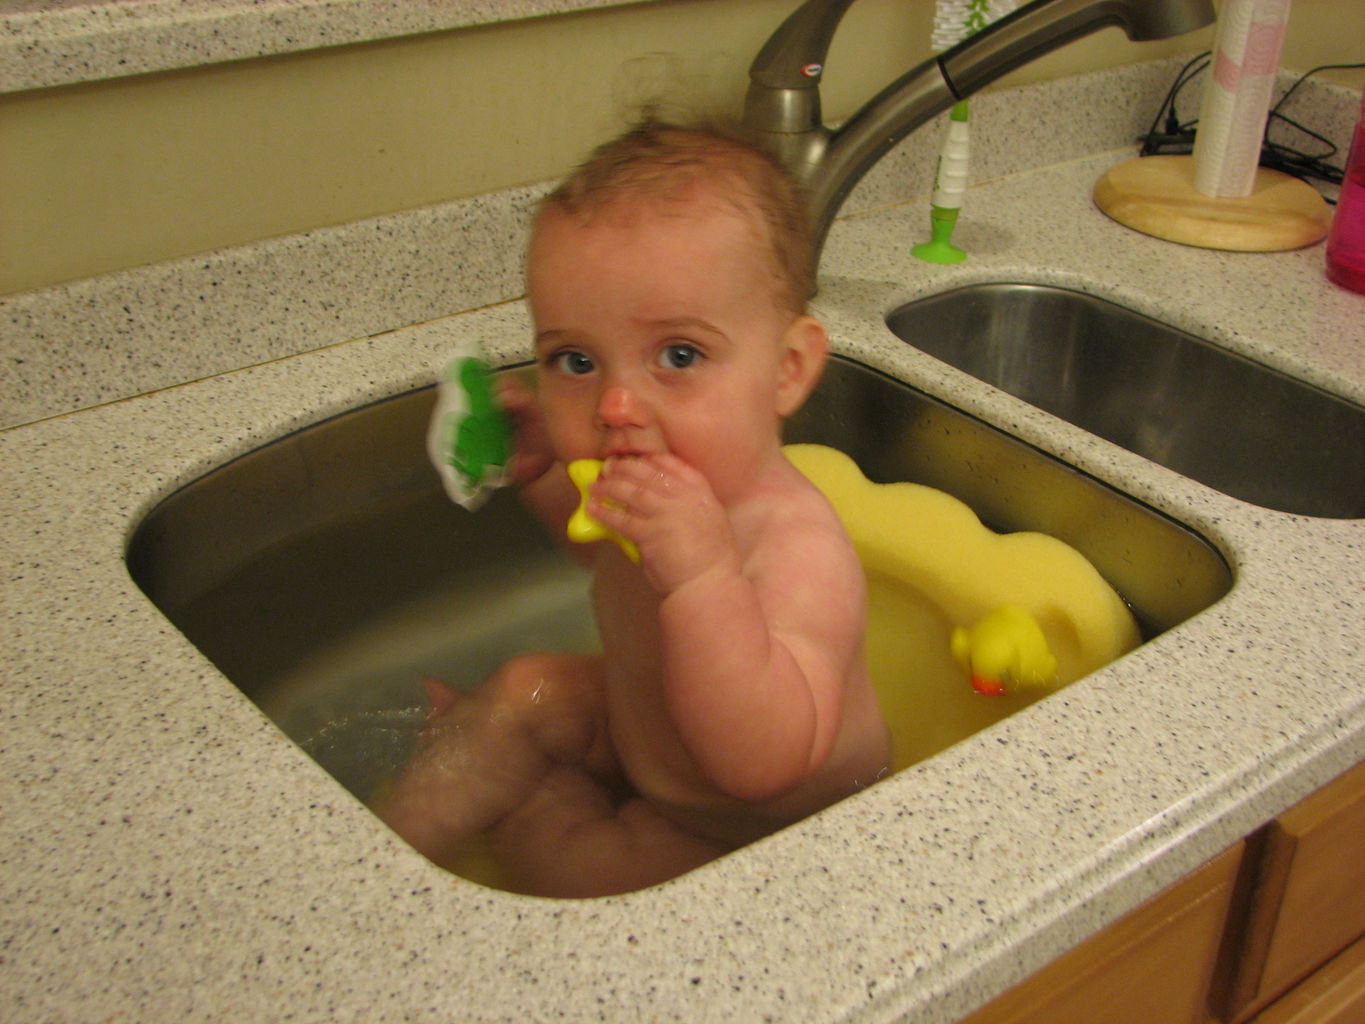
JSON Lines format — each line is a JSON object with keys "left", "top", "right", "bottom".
{"left": 542, "top": 118, "right": 817, "bottom": 316}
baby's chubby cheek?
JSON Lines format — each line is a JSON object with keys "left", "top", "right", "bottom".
{"left": 538, "top": 411, "right": 595, "bottom": 464}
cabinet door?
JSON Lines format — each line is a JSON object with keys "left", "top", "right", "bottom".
{"left": 960, "top": 844, "right": 1243, "bottom": 1024}
{"left": 1229, "top": 760, "right": 1365, "bottom": 1022}
{"left": 1247, "top": 935, "right": 1365, "bottom": 1024}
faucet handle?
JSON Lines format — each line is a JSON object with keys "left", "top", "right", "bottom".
{"left": 746, "top": 0, "right": 856, "bottom": 90}
{"left": 742, "top": 0, "right": 857, "bottom": 169}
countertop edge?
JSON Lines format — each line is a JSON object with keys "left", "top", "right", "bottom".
{"left": 0, "top": 0, "right": 644, "bottom": 92}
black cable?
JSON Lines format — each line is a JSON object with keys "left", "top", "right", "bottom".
{"left": 1139, "top": 51, "right": 1210, "bottom": 157}
{"left": 1273, "top": 62, "right": 1365, "bottom": 113}
{"left": 1264, "top": 62, "right": 1365, "bottom": 188}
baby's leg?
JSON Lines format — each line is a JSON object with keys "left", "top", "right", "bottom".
{"left": 373, "top": 652, "right": 613, "bottom": 868}
{"left": 493, "top": 767, "right": 732, "bottom": 898}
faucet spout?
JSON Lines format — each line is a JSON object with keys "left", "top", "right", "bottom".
{"left": 742, "top": 0, "right": 1215, "bottom": 266}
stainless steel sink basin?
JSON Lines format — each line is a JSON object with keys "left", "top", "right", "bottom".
{"left": 127, "top": 358, "right": 1231, "bottom": 808}
{"left": 886, "top": 283, "right": 1365, "bottom": 519}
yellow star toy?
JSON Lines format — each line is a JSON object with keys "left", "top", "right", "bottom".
{"left": 566, "top": 459, "right": 640, "bottom": 563}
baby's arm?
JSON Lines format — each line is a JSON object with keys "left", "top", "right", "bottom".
{"left": 591, "top": 455, "right": 863, "bottom": 802}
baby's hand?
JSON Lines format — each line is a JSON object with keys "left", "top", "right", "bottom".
{"left": 497, "top": 375, "right": 555, "bottom": 486}
{"left": 590, "top": 454, "right": 738, "bottom": 593}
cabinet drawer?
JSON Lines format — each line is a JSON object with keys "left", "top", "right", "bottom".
{"left": 961, "top": 843, "right": 1244, "bottom": 1024}
{"left": 1230, "top": 760, "right": 1365, "bottom": 1021}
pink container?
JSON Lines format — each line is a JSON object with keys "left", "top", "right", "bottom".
{"left": 1325, "top": 91, "right": 1365, "bottom": 295}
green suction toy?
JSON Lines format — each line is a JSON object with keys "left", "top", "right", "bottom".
{"left": 912, "top": 2, "right": 1019, "bottom": 264}
{"left": 912, "top": 100, "right": 970, "bottom": 265}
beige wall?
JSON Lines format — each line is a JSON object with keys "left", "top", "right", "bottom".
{"left": 2, "top": 0, "right": 1360, "bottom": 296}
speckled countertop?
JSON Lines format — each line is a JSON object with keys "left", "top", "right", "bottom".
{"left": 3, "top": 66, "right": 1364, "bottom": 1022}
{"left": 0, "top": 0, "right": 641, "bottom": 91}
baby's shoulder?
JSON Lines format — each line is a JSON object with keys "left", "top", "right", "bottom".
{"left": 746, "top": 464, "right": 859, "bottom": 573}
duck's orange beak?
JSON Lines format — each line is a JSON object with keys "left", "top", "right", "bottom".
{"left": 972, "top": 675, "right": 1007, "bottom": 697}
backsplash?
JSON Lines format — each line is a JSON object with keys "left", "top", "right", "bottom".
{"left": 1, "top": 59, "right": 1355, "bottom": 430}
{"left": 2, "top": 182, "right": 546, "bottom": 429}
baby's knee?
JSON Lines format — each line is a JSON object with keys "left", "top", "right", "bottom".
{"left": 484, "top": 652, "right": 574, "bottom": 710}
{"left": 483, "top": 653, "right": 607, "bottom": 764}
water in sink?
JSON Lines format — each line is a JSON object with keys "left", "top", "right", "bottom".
{"left": 264, "top": 552, "right": 595, "bottom": 798}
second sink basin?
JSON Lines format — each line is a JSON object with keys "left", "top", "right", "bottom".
{"left": 886, "top": 283, "right": 1364, "bottom": 518}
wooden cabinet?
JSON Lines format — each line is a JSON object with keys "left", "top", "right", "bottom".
{"left": 960, "top": 845, "right": 1243, "bottom": 1024}
{"left": 960, "top": 760, "right": 1365, "bottom": 1024}
{"left": 1225, "top": 759, "right": 1365, "bottom": 1022}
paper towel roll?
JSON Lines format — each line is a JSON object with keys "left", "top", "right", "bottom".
{"left": 1192, "top": 0, "right": 1292, "bottom": 198}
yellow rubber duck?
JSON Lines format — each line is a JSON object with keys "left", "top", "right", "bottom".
{"left": 951, "top": 605, "right": 1059, "bottom": 696}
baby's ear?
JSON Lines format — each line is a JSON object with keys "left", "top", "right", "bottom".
{"left": 775, "top": 315, "right": 829, "bottom": 417}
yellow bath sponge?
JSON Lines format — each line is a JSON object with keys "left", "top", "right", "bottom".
{"left": 784, "top": 444, "right": 1140, "bottom": 768}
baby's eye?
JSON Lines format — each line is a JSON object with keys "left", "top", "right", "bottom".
{"left": 658, "top": 343, "right": 700, "bottom": 370}
{"left": 551, "top": 350, "right": 595, "bottom": 376}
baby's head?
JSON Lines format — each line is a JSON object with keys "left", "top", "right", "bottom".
{"left": 527, "top": 120, "right": 829, "bottom": 501}
{"left": 535, "top": 119, "right": 817, "bottom": 319}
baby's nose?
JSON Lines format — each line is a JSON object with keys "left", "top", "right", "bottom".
{"left": 596, "top": 383, "right": 647, "bottom": 428}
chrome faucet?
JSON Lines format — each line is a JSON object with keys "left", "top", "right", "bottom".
{"left": 742, "top": 0, "right": 1215, "bottom": 260}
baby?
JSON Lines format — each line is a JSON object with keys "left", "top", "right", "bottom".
{"left": 376, "top": 122, "right": 890, "bottom": 897}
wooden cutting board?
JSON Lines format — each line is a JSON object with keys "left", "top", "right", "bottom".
{"left": 1093, "top": 154, "right": 1331, "bottom": 252}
